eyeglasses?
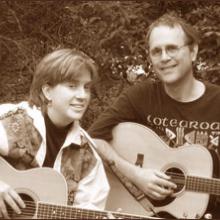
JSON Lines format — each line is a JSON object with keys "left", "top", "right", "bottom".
{"left": 149, "top": 43, "right": 190, "bottom": 60}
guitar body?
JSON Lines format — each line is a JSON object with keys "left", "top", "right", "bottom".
{"left": 108, "top": 122, "right": 214, "bottom": 219}
{"left": 0, "top": 157, "right": 68, "bottom": 218}
{"left": 0, "top": 156, "right": 157, "bottom": 219}
{"left": 105, "top": 165, "right": 155, "bottom": 217}
{"left": 0, "top": 121, "right": 215, "bottom": 219}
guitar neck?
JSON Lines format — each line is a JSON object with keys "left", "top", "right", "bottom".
{"left": 37, "top": 202, "right": 147, "bottom": 219}
{"left": 186, "top": 175, "right": 220, "bottom": 195}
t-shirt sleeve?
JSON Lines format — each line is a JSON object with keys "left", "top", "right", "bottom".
{"left": 88, "top": 84, "right": 145, "bottom": 141}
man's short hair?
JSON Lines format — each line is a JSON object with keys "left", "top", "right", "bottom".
{"left": 146, "top": 14, "right": 200, "bottom": 48}
{"left": 29, "top": 48, "right": 98, "bottom": 111}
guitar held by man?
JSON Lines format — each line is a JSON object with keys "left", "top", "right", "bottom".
{"left": 107, "top": 122, "right": 219, "bottom": 219}
{"left": 88, "top": 14, "right": 220, "bottom": 219}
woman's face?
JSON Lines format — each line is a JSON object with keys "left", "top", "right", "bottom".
{"left": 44, "top": 67, "right": 92, "bottom": 127}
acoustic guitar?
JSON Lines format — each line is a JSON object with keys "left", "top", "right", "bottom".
{"left": 0, "top": 156, "right": 157, "bottom": 219}
{"left": 107, "top": 122, "right": 219, "bottom": 219}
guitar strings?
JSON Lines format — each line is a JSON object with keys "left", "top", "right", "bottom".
{"left": 6, "top": 175, "right": 220, "bottom": 217}
{"left": 163, "top": 172, "right": 220, "bottom": 194}
{"left": 6, "top": 200, "right": 142, "bottom": 219}
{"left": 166, "top": 171, "right": 220, "bottom": 183}
{"left": 9, "top": 210, "right": 141, "bottom": 219}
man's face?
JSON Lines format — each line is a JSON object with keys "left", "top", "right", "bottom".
{"left": 148, "top": 25, "right": 198, "bottom": 85}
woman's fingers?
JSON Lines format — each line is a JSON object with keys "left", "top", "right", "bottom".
{"left": 0, "top": 199, "right": 9, "bottom": 219}
{"left": 4, "top": 193, "right": 21, "bottom": 215}
{"left": 8, "top": 190, "right": 25, "bottom": 209}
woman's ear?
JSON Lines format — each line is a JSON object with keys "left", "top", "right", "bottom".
{"left": 191, "top": 43, "right": 199, "bottom": 62}
{"left": 41, "top": 84, "right": 52, "bottom": 102}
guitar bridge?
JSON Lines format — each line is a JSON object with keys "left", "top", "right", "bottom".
{"left": 135, "top": 153, "right": 144, "bottom": 167}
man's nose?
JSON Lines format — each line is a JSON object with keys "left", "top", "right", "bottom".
{"left": 160, "top": 49, "right": 171, "bottom": 61}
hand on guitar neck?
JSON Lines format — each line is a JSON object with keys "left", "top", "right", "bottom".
{"left": 0, "top": 180, "right": 25, "bottom": 218}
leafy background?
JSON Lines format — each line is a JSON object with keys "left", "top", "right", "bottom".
{"left": 0, "top": 0, "right": 219, "bottom": 129}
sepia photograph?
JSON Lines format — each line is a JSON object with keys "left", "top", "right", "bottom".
{"left": 0, "top": 0, "right": 220, "bottom": 219}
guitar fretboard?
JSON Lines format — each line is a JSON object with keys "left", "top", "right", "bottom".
{"left": 186, "top": 176, "right": 220, "bottom": 195}
{"left": 37, "top": 202, "right": 146, "bottom": 219}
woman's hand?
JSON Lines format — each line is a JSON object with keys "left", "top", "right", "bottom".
{"left": 0, "top": 180, "right": 25, "bottom": 219}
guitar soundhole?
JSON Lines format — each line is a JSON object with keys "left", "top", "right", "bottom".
{"left": 151, "top": 167, "right": 185, "bottom": 207}
{"left": 7, "top": 193, "right": 36, "bottom": 219}
{"left": 165, "top": 167, "right": 185, "bottom": 193}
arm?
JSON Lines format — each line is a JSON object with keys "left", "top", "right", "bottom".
{"left": 0, "top": 103, "right": 27, "bottom": 218}
{"left": 89, "top": 85, "right": 148, "bottom": 141}
{"left": 89, "top": 85, "right": 176, "bottom": 200}
{"left": 93, "top": 138, "right": 176, "bottom": 200}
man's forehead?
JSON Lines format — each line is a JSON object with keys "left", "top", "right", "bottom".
{"left": 148, "top": 24, "right": 187, "bottom": 48}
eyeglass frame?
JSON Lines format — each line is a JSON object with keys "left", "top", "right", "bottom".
{"left": 149, "top": 42, "right": 192, "bottom": 60}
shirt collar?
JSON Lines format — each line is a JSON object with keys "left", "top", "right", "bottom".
{"left": 62, "top": 120, "right": 82, "bottom": 148}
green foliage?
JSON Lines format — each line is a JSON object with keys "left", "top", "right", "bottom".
{"left": 0, "top": 0, "right": 219, "bottom": 128}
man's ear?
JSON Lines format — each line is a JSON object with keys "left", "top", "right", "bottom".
{"left": 191, "top": 43, "right": 198, "bottom": 62}
{"left": 41, "top": 84, "right": 52, "bottom": 101}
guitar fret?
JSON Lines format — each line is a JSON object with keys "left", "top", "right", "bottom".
{"left": 49, "top": 204, "right": 57, "bottom": 219}
{"left": 37, "top": 202, "right": 145, "bottom": 219}
{"left": 56, "top": 205, "right": 67, "bottom": 218}
{"left": 71, "top": 206, "right": 77, "bottom": 218}
{"left": 37, "top": 203, "right": 44, "bottom": 218}
{"left": 186, "top": 176, "right": 220, "bottom": 195}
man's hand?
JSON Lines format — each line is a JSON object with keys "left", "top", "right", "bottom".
{"left": 93, "top": 138, "right": 176, "bottom": 201}
{"left": 105, "top": 208, "right": 122, "bottom": 219}
{"left": 0, "top": 180, "right": 25, "bottom": 219}
{"left": 132, "top": 167, "right": 177, "bottom": 200}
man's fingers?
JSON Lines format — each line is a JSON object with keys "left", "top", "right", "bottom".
{"left": 155, "top": 170, "right": 170, "bottom": 179}
{"left": 115, "top": 208, "right": 122, "bottom": 212}
{"left": 146, "top": 182, "right": 174, "bottom": 200}
{"left": 155, "top": 174, "right": 177, "bottom": 189}
{"left": 107, "top": 212, "right": 115, "bottom": 218}
{"left": 149, "top": 190, "right": 167, "bottom": 200}
{"left": 106, "top": 211, "right": 123, "bottom": 219}
{"left": 154, "top": 184, "right": 173, "bottom": 195}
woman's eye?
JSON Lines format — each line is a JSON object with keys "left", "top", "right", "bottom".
{"left": 85, "top": 84, "right": 91, "bottom": 90}
{"left": 68, "top": 84, "right": 77, "bottom": 88}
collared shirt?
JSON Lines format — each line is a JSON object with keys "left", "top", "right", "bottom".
{"left": 0, "top": 101, "right": 110, "bottom": 210}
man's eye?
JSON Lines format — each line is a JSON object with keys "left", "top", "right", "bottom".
{"left": 151, "top": 48, "right": 161, "bottom": 56}
{"left": 166, "top": 45, "right": 178, "bottom": 53}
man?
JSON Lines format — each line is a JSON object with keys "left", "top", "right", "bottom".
{"left": 0, "top": 49, "right": 110, "bottom": 218}
{"left": 89, "top": 14, "right": 220, "bottom": 218}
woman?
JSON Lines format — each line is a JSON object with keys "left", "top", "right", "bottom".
{"left": 0, "top": 48, "right": 109, "bottom": 218}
